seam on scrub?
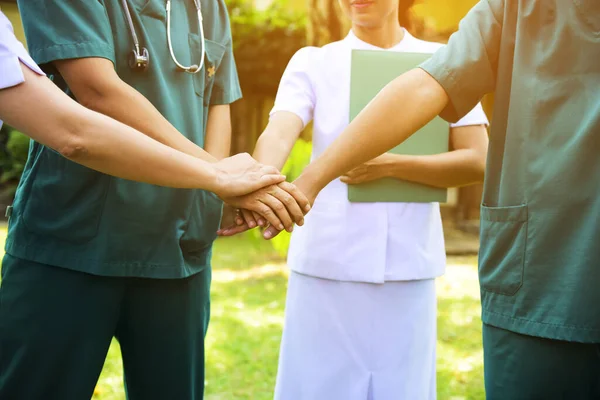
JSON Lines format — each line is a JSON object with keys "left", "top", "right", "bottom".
{"left": 36, "top": 42, "right": 114, "bottom": 52}
{"left": 5, "top": 241, "right": 209, "bottom": 269}
{"left": 31, "top": 42, "right": 115, "bottom": 66}
{"left": 483, "top": 309, "right": 600, "bottom": 331}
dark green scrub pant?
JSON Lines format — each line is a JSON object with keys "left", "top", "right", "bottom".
{"left": 483, "top": 324, "right": 600, "bottom": 400}
{"left": 0, "top": 254, "right": 211, "bottom": 400}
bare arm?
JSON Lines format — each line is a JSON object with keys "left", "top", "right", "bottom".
{"left": 253, "top": 111, "right": 305, "bottom": 170}
{"left": 258, "top": 69, "right": 448, "bottom": 240}
{"left": 297, "top": 69, "right": 449, "bottom": 199}
{"left": 341, "top": 124, "right": 488, "bottom": 188}
{"left": 54, "top": 57, "right": 217, "bottom": 162}
{"left": 205, "top": 105, "right": 232, "bottom": 160}
{"left": 0, "top": 64, "right": 285, "bottom": 196}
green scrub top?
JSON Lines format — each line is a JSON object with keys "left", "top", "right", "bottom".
{"left": 421, "top": 0, "right": 600, "bottom": 342}
{"left": 7, "top": 0, "right": 242, "bottom": 278}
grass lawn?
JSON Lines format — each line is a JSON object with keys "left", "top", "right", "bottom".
{"left": 0, "top": 229, "right": 485, "bottom": 399}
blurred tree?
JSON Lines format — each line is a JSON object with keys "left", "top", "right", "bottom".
{"left": 227, "top": 0, "right": 307, "bottom": 154}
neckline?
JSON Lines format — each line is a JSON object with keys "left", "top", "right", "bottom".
{"left": 345, "top": 28, "right": 412, "bottom": 51}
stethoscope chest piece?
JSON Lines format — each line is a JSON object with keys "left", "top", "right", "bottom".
{"left": 129, "top": 47, "right": 150, "bottom": 71}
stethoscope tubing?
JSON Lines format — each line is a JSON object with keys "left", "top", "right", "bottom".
{"left": 122, "top": 0, "right": 205, "bottom": 74}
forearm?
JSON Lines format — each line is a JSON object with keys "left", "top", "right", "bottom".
{"left": 384, "top": 150, "right": 485, "bottom": 188}
{"left": 300, "top": 69, "right": 448, "bottom": 193}
{"left": 205, "top": 105, "right": 231, "bottom": 160}
{"left": 253, "top": 112, "right": 304, "bottom": 170}
{"left": 67, "top": 108, "right": 220, "bottom": 189}
{"left": 0, "top": 69, "right": 220, "bottom": 190}
{"left": 83, "top": 82, "right": 217, "bottom": 163}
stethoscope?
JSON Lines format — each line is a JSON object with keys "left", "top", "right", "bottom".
{"left": 120, "top": 0, "right": 205, "bottom": 74}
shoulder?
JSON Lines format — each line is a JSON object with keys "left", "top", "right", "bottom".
{"left": 286, "top": 45, "right": 322, "bottom": 71}
{"left": 288, "top": 40, "right": 346, "bottom": 68}
{"left": 207, "top": 0, "right": 234, "bottom": 44}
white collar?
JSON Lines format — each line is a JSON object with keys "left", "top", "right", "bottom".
{"left": 344, "top": 28, "right": 415, "bottom": 51}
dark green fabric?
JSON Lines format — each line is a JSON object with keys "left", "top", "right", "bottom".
{"left": 0, "top": 254, "right": 211, "bottom": 399}
{"left": 483, "top": 323, "right": 600, "bottom": 400}
{"left": 420, "top": 0, "right": 600, "bottom": 342}
{"left": 9, "top": 0, "right": 242, "bottom": 278}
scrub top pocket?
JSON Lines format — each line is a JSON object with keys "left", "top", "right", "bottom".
{"left": 21, "top": 146, "right": 110, "bottom": 244}
{"left": 189, "top": 34, "right": 226, "bottom": 102}
{"left": 478, "top": 204, "right": 528, "bottom": 296}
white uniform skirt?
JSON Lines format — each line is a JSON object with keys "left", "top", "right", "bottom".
{"left": 274, "top": 271, "right": 437, "bottom": 400}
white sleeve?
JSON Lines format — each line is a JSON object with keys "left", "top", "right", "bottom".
{"left": 269, "top": 47, "right": 316, "bottom": 128}
{"left": 449, "top": 102, "right": 489, "bottom": 127}
{"left": 0, "top": 12, "right": 44, "bottom": 91}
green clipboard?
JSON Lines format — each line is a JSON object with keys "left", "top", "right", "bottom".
{"left": 348, "top": 49, "right": 449, "bottom": 203}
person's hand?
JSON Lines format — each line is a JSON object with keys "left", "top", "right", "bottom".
{"left": 211, "top": 153, "right": 286, "bottom": 198}
{"left": 219, "top": 203, "right": 240, "bottom": 232}
{"left": 219, "top": 181, "right": 311, "bottom": 235}
{"left": 259, "top": 173, "right": 319, "bottom": 240}
{"left": 339, "top": 153, "right": 394, "bottom": 185}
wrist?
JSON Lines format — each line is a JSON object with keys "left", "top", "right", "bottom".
{"left": 387, "top": 154, "right": 414, "bottom": 180}
{"left": 204, "top": 161, "right": 223, "bottom": 195}
{"left": 294, "top": 167, "right": 322, "bottom": 204}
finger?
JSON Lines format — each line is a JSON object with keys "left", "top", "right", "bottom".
{"left": 241, "top": 209, "right": 257, "bottom": 228}
{"left": 269, "top": 185, "right": 305, "bottom": 226}
{"left": 263, "top": 224, "right": 283, "bottom": 240}
{"left": 218, "top": 223, "right": 251, "bottom": 237}
{"left": 231, "top": 173, "right": 286, "bottom": 197}
{"left": 278, "top": 181, "right": 311, "bottom": 214}
{"left": 260, "top": 165, "right": 282, "bottom": 176}
{"left": 248, "top": 201, "right": 285, "bottom": 232}
{"left": 234, "top": 208, "right": 244, "bottom": 226}
{"left": 341, "top": 175, "right": 364, "bottom": 185}
{"left": 217, "top": 221, "right": 242, "bottom": 235}
{"left": 259, "top": 173, "right": 286, "bottom": 187}
{"left": 260, "top": 193, "right": 294, "bottom": 232}
{"left": 253, "top": 211, "right": 265, "bottom": 227}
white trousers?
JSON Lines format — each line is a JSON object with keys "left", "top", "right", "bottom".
{"left": 274, "top": 271, "right": 437, "bottom": 400}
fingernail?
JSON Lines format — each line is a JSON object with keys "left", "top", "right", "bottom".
{"left": 287, "top": 226, "right": 294, "bottom": 233}
{"left": 258, "top": 219, "right": 264, "bottom": 226}
{"left": 264, "top": 231, "right": 272, "bottom": 239}
{"left": 305, "top": 205, "right": 311, "bottom": 212}
{"left": 278, "top": 224, "right": 284, "bottom": 230}
{"left": 298, "top": 219, "right": 304, "bottom": 226}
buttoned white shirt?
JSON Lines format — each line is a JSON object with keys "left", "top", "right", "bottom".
{"left": 0, "top": 11, "right": 44, "bottom": 129}
{"left": 271, "top": 29, "right": 489, "bottom": 283}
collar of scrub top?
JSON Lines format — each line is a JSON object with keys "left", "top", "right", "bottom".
{"left": 121, "top": 0, "right": 205, "bottom": 74}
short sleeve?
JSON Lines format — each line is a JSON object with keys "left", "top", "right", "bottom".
{"left": 16, "top": 0, "right": 116, "bottom": 68}
{"left": 209, "top": 2, "right": 242, "bottom": 106}
{"left": 450, "top": 102, "right": 489, "bottom": 127}
{"left": 270, "top": 47, "right": 317, "bottom": 128}
{"left": 419, "top": 0, "right": 504, "bottom": 123}
{"left": 0, "top": 13, "right": 44, "bottom": 90}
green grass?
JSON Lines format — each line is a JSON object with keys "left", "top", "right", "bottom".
{"left": 0, "top": 229, "right": 485, "bottom": 399}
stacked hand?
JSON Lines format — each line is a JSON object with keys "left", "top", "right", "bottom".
{"left": 212, "top": 153, "right": 315, "bottom": 236}
{"left": 218, "top": 173, "right": 318, "bottom": 239}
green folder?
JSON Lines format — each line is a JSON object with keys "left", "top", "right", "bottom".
{"left": 348, "top": 49, "right": 449, "bottom": 203}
